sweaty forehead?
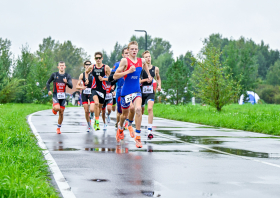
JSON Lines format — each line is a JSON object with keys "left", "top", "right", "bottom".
{"left": 130, "top": 45, "right": 138, "bottom": 49}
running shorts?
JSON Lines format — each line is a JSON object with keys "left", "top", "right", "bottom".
{"left": 142, "top": 93, "right": 155, "bottom": 106}
{"left": 82, "top": 93, "right": 94, "bottom": 105}
{"left": 91, "top": 89, "right": 106, "bottom": 104}
{"left": 102, "top": 99, "right": 113, "bottom": 110}
{"left": 52, "top": 93, "right": 66, "bottom": 109}
{"left": 121, "top": 92, "right": 142, "bottom": 109}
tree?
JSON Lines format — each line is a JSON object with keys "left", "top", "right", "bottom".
{"left": 0, "top": 38, "right": 12, "bottom": 91}
{"left": 266, "top": 60, "right": 280, "bottom": 86}
{"left": 163, "top": 59, "right": 192, "bottom": 105}
{"left": 191, "top": 45, "right": 240, "bottom": 111}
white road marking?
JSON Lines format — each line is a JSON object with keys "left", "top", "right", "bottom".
{"left": 28, "top": 112, "right": 76, "bottom": 198}
{"left": 153, "top": 132, "right": 280, "bottom": 169}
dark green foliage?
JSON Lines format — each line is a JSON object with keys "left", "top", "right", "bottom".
{"left": 266, "top": 60, "right": 280, "bottom": 86}
{"left": 162, "top": 59, "right": 192, "bottom": 105}
{"left": 257, "top": 84, "right": 280, "bottom": 104}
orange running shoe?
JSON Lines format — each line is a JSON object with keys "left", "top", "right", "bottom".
{"left": 116, "top": 127, "right": 124, "bottom": 140}
{"left": 128, "top": 126, "right": 135, "bottom": 138}
{"left": 56, "top": 128, "right": 61, "bottom": 134}
{"left": 135, "top": 136, "right": 142, "bottom": 148}
{"left": 124, "top": 121, "right": 128, "bottom": 130}
{"left": 52, "top": 109, "right": 57, "bottom": 115}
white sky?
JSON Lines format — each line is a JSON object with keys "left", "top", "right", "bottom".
{"left": 1, "top": 0, "right": 280, "bottom": 62}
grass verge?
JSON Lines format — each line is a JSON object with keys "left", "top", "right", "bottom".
{"left": 0, "top": 103, "right": 59, "bottom": 198}
{"left": 146, "top": 103, "right": 280, "bottom": 136}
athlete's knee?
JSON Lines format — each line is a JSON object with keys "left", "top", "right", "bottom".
{"left": 136, "top": 106, "right": 142, "bottom": 115}
{"left": 94, "top": 102, "right": 99, "bottom": 107}
{"left": 53, "top": 106, "right": 60, "bottom": 112}
{"left": 148, "top": 107, "right": 153, "bottom": 113}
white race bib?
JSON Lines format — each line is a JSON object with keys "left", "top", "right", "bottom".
{"left": 57, "top": 92, "right": 65, "bottom": 99}
{"left": 83, "top": 88, "right": 91, "bottom": 95}
{"left": 96, "top": 91, "right": 104, "bottom": 98}
{"left": 143, "top": 85, "right": 153, "bottom": 94}
{"left": 105, "top": 93, "right": 113, "bottom": 100}
{"left": 125, "top": 93, "right": 137, "bottom": 103}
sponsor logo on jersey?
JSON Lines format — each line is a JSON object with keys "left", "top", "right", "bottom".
{"left": 57, "top": 83, "right": 66, "bottom": 86}
{"left": 131, "top": 76, "right": 138, "bottom": 79}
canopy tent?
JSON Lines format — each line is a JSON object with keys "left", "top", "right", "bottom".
{"left": 239, "top": 91, "right": 260, "bottom": 105}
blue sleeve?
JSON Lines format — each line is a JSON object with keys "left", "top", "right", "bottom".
{"left": 111, "top": 61, "right": 120, "bottom": 72}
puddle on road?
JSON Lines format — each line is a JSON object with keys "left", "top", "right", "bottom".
{"left": 202, "top": 146, "right": 273, "bottom": 158}
{"left": 90, "top": 179, "right": 109, "bottom": 182}
{"left": 53, "top": 147, "right": 80, "bottom": 151}
{"left": 155, "top": 130, "right": 226, "bottom": 145}
{"left": 115, "top": 190, "right": 159, "bottom": 197}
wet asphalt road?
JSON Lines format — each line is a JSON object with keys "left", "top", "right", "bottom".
{"left": 31, "top": 107, "right": 280, "bottom": 198}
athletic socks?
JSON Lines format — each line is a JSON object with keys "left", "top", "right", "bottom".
{"left": 136, "top": 129, "right": 141, "bottom": 134}
{"left": 95, "top": 117, "right": 99, "bottom": 122}
{"left": 148, "top": 124, "right": 152, "bottom": 131}
{"left": 57, "top": 124, "right": 61, "bottom": 128}
{"left": 87, "top": 122, "right": 91, "bottom": 127}
{"left": 127, "top": 119, "right": 133, "bottom": 127}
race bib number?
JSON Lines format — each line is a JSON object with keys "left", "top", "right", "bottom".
{"left": 83, "top": 88, "right": 91, "bottom": 95}
{"left": 125, "top": 93, "right": 137, "bottom": 103}
{"left": 105, "top": 93, "right": 113, "bottom": 100}
{"left": 96, "top": 91, "right": 104, "bottom": 98}
{"left": 57, "top": 92, "right": 65, "bottom": 99}
{"left": 143, "top": 85, "right": 153, "bottom": 94}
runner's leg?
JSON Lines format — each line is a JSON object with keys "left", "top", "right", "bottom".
{"left": 134, "top": 97, "right": 143, "bottom": 148}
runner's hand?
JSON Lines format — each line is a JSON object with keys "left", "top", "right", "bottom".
{"left": 128, "top": 66, "right": 136, "bottom": 73}
{"left": 157, "top": 86, "right": 162, "bottom": 92}
{"left": 82, "top": 86, "right": 87, "bottom": 90}
{"left": 113, "top": 91, "right": 116, "bottom": 96}
{"left": 48, "top": 91, "right": 52, "bottom": 96}
{"left": 98, "top": 76, "right": 103, "bottom": 81}
{"left": 63, "top": 78, "right": 68, "bottom": 83}
{"left": 147, "top": 75, "right": 152, "bottom": 83}
{"left": 85, "top": 79, "right": 89, "bottom": 85}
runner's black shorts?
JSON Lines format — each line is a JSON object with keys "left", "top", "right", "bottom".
{"left": 82, "top": 93, "right": 94, "bottom": 105}
{"left": 52, "top": 93, "right": 66, "bottom": 109}
{"left": 91, "top": 89, "right": 106, "bottom": 104}
{"left": 102, "top": 99, "right": 113, "bottom": 110}
{"left": 142, "top": 93, "right": 155, "bottom": 106}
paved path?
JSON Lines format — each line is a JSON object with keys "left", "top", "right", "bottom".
{"left": 30, "top": 107, "right": 280, "bottom": 198}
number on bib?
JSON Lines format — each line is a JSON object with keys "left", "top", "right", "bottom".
{"left": 57, "top": 92, "right": 65, "bottom": 99}
{"left": 143, "top": 85, "right": 153, "bottom": 94}
{"left": 125, "top": 93, "right": 137, "bottom": 103}
{"left": 105, "top": 93, "right": 112, "bottom": 100}
{"left": 83, "top": 88, "right": 91, "bottom": 95}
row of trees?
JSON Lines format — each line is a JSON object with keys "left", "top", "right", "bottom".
{"left": 0, "top": 33, "right": 279, "bottom": 109}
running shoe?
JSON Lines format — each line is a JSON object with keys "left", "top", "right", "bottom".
{"left": 87, "top": 127, "right": 90, "bottom": 132}
{"left": 135, "top": 136, "right": 142, "bottom": 148}
{"left": 52, "top": 109, "right": 57, "bottom": 115}
{"left": 103, "top": 123, "right": 107, "bottom": 130}
{"left": 128, "top": 126, "right": 135, "bottom": 138}
{"left": 106, "top": 114, "right": 110, "bottom": 123}
{"left": 94, "top": 120, "right": 100, "bottom": 131}
{"left": 124, "top": 121, "right": 128, "bottom": 130}
{"left": 147, "top": 130, "right": 154, "bottom": 140}
{"left": 56, "top": 128, "right": 61, "bottom": 134}
{"left": 116, "top": 127, "right": 124, "bottom": 140}
{"left": 90, "top": 112, "right": 94, "bottom": 120}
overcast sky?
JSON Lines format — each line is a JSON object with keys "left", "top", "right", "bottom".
{"left": 1, "top": 0, "right": 280, "bottom": 61}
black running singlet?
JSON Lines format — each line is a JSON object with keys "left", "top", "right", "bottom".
{"left": 91, "top": 64, "right": 106, "bottom": 91}
{"left": 83, "top": 72, "right": 93, "bottom": 89}
{"left": 51, "top": 72, "right": 72, "bottom": 93}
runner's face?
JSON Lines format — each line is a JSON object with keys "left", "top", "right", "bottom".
{"left": 58, "top": 63, "right": 66, "bottom": 72}
{"left": 129, "top": 45, "right": 138, "bottom": 57}
{"left": 95, "top": 55, "right": 103, "bottom": 64}
{"left": 144, "top": 53, "right": 151, "bottom": 64}
{"left": 84, "top": 62, "right": 91, "bottom": 70}
{"left": 122, "top": 49, "right": 129, "bottom": 58}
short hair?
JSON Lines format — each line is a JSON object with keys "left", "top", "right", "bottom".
{"left": 122, "top": 47, "right": 128, "bottom": 54}
{"left": 84, "top": 60, "right": 91, "bottom": 65}
{"left": 58, "top": 61, "right": 65, "bottom": 65}
{"left": 94, "top": 52, "right": 103, "bottom": 58}
{"left": 142, "top": 50, "right": 150, "bottom": 57}
{"left": 128, "top": 41, "right": 138, "bottom": 50}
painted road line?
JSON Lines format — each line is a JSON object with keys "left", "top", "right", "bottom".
{"left": 153, "top": 132, "right": 280, "bottom": 169}
{"left": 28, "top": 112, "right": 76, "bottom": 198}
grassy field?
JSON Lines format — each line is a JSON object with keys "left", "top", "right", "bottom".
{"left": 0, "top": 103, "right": 59, "bottom": 198}
{"left": 146, "top": 103, "right": 280, "bottom": 136}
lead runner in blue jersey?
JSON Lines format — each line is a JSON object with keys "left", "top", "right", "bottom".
{"left": 113, "top": 41, "right": 152, "bottom": 148}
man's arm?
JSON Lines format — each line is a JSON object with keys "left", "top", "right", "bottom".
{"left": 141, "top": 58, "right": 152, "bottom": 83}
{"left": 140, "top": 69, "right": 149, "bottom": 83}
{"left": 46, "top": 73, "right": 55, "bottom": 95}
{"left": 66, "top": 74, "right": 73, "bottom": 89}
{"left": 76, "top": 73, "right": 85, "bottom": 90}
{"left": 155, "top": 66, "right": 161, "bottom": 91}
{"left": 113, "top": 58, "right": 135, "bottom": 80}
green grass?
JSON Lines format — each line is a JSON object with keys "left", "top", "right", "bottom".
{"left": 146, "top": 103, "right": 280, "bottom": 136}
{"left": 0, "top": 103, "right": 59, "bottom": 198}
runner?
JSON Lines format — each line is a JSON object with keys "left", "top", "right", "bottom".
{"left": 85, "top": 52, "right": 111, "bottom": 131}
{"left": 140, "top": 50, "right": 161, "bottom": 139}
{"left": 46, "top": 61, "right": 73, "bottom": 134}
{"left": 101, "top": 76, "right": 114, "bottom": 130}
{"left": 109, "top": 48, "right": 131, "bottom": 129}
{"left": 114, "top": 41, "right": 152, "bottom": 148}
{"left": 76, "top": 60, "right": 94, "bottom": 132}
